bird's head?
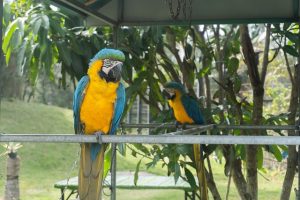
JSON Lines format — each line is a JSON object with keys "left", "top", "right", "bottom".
{"left": 88, "top": 48, "right": 125, "bottom": 83}
{"left": 162, "top": 81, "right": 186, "bottom": 100}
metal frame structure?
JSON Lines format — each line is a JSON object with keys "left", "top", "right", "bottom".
{"left": 1, "top": 126, "right": 300, "bottom": 145}
{"left": 49, "top": 0, "right": 300, "bottom": 26}
{"left": 0, "top": 124, "right": 300, "bottom": 199}
{"left": 0, "top": 124, "right": 299, "bottom": 144}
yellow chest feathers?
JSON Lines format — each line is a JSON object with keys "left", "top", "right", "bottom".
{"left": 80, "top": 60, "right": 119, "bottom": 134}
{"left": 168, "top": 92, "right": 193, "bottom": 124}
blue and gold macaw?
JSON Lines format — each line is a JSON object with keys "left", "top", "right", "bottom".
{"left": 163, "top": 81, "right": 208, "bottom": 200}
{"left": 73, "top": 48, "right": 126, "bottom": 200}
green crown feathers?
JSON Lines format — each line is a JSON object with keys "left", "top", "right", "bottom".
{"left": 164, "top": 81, "right": 186, "bottom": 94}
{"left": 90, "top": 48, "right": 125, "bottom": 66}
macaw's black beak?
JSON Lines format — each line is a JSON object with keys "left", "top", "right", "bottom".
{"left": 99, "top": 63, "right": 122, "bottom": 83}
{"left": 107, "top": 63, "right": 122, "bottom": 82}
{"left": 162, "top": 89, "right": 175, "bottom": 100}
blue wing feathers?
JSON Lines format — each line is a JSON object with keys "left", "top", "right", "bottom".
{"left": 73, "top": 76, "right": 89, "bottom": 134}
{"left": 109, "top": 83, "right": 126, "bottom": 135}
{"left": 181, "top": 95, "right": 205, "bottom": 125}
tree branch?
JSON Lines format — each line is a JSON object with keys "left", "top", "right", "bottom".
{"left": 261, "top": 24, "right": 271, "bottom": 85}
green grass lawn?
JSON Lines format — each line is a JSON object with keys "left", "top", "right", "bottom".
{"left": 0, "top": 100, "right": 297, "bottom": 200}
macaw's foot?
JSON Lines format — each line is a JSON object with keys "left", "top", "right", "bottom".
{"left": 95, "top": 131, "right": 103, "bottom": 144}
{"left": 175, "top": 121, "right": 187, "bottom": 130}
{"left": 175, "top": 121, "right": 181, "bottom": 129}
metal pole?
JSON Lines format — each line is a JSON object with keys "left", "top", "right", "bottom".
{"left": 3, "top": 134, "right": 300, "bottom": 145}
{"left": 50, "top": 0, "right": 117, "bottom": 26}
{"left": 110, "top": 143, "right": 117, "bottom": 200}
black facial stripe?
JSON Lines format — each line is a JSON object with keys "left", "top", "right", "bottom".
{"left": 162, "top": 90, "right": 176, "bottom": 100}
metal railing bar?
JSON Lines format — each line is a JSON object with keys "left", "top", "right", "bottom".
{"left": 121, "top": 123, "right": 298, "bottom": 130}
{"left": 1, "top": 134, "right": 300, "bottom": 145}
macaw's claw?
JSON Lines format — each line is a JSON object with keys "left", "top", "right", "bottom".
{"left": 175, "top": 121, "right": 181, "bottom": 130}
{"left": 175, "top": 121, "right": 188, "bottom": 131}
{"left": 95, "top": 132, "right": 103, "bottom": 144}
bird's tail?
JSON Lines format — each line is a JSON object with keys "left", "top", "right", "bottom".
{"left": 78, "top": 143, "right": 105, "bottom": 200}
{"left": 193, "top": 144, "right": 209, "bottom": 200}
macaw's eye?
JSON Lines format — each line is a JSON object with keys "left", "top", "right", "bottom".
{"left": 165, "top": 88, "right": 175, "bottom": 94}
{"left": 103, "top": 59, "right": 123, "bottom": 68}
{"left": 162, "top": 88, "right": 176, "bottom": 100}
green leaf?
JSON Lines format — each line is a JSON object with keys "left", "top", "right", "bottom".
{"left": 10, "top": 29, "right": 22, "bottom": 51}
{"left": 16, "top": 39, "right": 28, "bottom": 71}
{"left": 233, "top": 75, "right": 241, "bottom": 93}
{"left": 56, "top": 41, "right": 72, "bottom": 66}
{"left": 285, "top": 32, "right": 299, "bottom": 45}
{"left": 257, "top": 146, "right": 263, "bottom": 169}
{"left": 3, "top": 19, "right": 18, "bottom": 53}
{"left": 149, "top": 81, "right": 164, "bottom": 103}
{"left": 236, "top": 144, "right": 246, "bottom": 160}
{"left": 117, "top": 143, "right": 126, "bottom": 156}
{"left": 70, "top": 37, "right": 85, "bottom": 56}
{"left": 29, "top": 57, "right": 39, "bottom": 84}
{"left": 131, "top": 148, "right": 137, "bottom": 157}
{"left": 198, "top": 65, "right": 211, "bottom": 77}
{"left": 91, "top": 35, "right": 104, "bottom": 49}
{"left": 282, "top": 45, "right": 299, "bottom": 57}
{"left": 174, "top": 162, "right": 181, "bottom": 183}
{"left": 41, "top": 15, "right": 50, "bottom": 30}
{"left": 270, "top": 145, "right": 282, "bottom": 162}
{"left": 203, "top": 144, "right": 217, "bottom": 156}
{"left": 50, "top": 19, "right": 65, "bottom": 37}
{"left": 23, "top": 42, "right": 37, "bottom": 78}
{"left": 3, "top": 3, "right": 11, "bottom": 27}
{"left": 278, "top": 145, "right": 288, "bottom": 152}
{"left": 176, "top": 145, "right": 190, "bottom": 155}
{"left": 134, "top": 159, "right": 142, "bottom": 186}
{"left": 32, "top": 18, "right": 42, "bottom": 35}
{"left": 103, "top": 147, "right": 111, "bottom": 178}
{"left": 5, "top": 47, "right": 11, "bottom": 65}
{"left": 184, "top": 167, "right": 197, "bottom": 190}
{"left": 71, "top": 52, "right": 84, "bottom": 77}
{"left": 133, "top": 144, "right": 150, "bottom": 156}
{"left": 43, "top": 43, "right": 54, "bottom": 71}
{"left": 227, "top": 57, "right": 239, "bottom": 75}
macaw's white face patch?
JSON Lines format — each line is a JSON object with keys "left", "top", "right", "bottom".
{"left": 102, "top": 59, "right": 123, "bottom": 74}
{"left": 165, "top": 88, "right": 175, "bottom": 96}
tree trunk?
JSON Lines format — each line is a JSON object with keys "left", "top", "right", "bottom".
{"left": 205, "top": 167, "right": 222, "bottom": 200}
{"left": 232, "top": 158, "right": 252, "bottom": 200}
{"left": 4, "top": 153, "right": 20, "bottom": 200}
{"left": 280, "top": 146, "right": 297, "bottom": 200}
{"left": 280, "top": 64, "right": 300, "bottom": 200}
{"left": 240, "top": 24, "right": 269, "bottom": 200}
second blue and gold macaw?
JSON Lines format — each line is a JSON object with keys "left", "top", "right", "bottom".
{"left": 73, "top": 48, "right": 126, "bottom": 200}
{"left": 163, "top": 81, "right": 208, "bottom": 200}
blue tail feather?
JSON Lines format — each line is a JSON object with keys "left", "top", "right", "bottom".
{"left": 91, "top": 143, "right": 102, "bottom": 161}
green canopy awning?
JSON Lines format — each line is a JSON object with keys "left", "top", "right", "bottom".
{"left": 51, "top": 0, "right": 299, "bottom": 26}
